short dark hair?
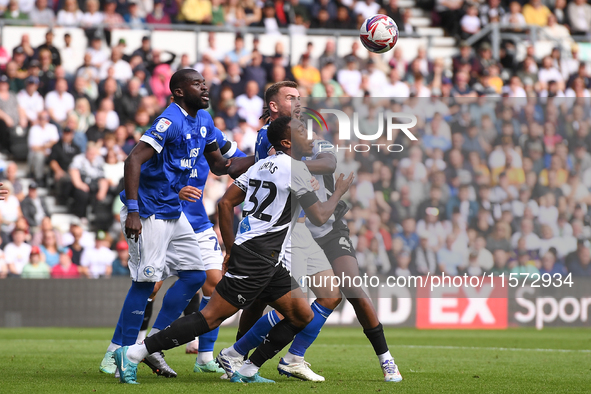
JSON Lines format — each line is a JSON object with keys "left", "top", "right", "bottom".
{"left": 267, "top": 116, "right": 292, "bottom": 151}
{"left": 169, "top": 69, "right": 199, "bottom": 100}
{"left": 264, "top": 81, "right": 298, "bottom": 107}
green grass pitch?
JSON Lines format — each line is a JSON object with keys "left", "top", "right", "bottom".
{"left": 1, "top": 327, "right": 590, "bottom": 393}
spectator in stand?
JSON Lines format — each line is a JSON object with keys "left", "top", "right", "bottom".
{"left": 45, "top": 78, "right": 75, "bottom": 127}
{"left": 460, "top": 5, "right": 481, "bottom": 40}
{"left": 68, "top": 142, "right": 108, "bottom": 218}
{"left": 20, "top": 245, "right": 50, "bottom": 278}
{"left": 49, "top": 126, "right": 80, "bottom": 205}
{"left": 4, "top": 228, "right": 31, "bottom": 276}
{"left": 0, "top": 162, "right": 24, "bottom": 201}
{"left": 180, "top": 0, "right": 212, "bottom": 24}
{"left": 235, "top": 80, "right": 263, "bottom": 129}
{"left": 353, "top": 0, "right": 380, "bottom": 19}
{"left": 0, "top": 74, "right": 26, "bottom": 151}
{"left": 522, "top": 0, "right": 551, "bottom": 27}
{"left": 292, "top": 53, "right": 320, "bottom": 94}
{"left": 114, "top": 78, "right": 141, "bottom": 124}
{"left": 51, "top": 248, "right": 80, "bottom": 278}
{"left": 502, "top": 1, "right": 526, "bottom": 28}
{"left": 124, "top": 0, "right": 146, "bottom": 28}
{"left": 27, "top": 111, "right": 60, "bottom": 183}
{"left": 567, "top": 0, "right": 591, "bottom": 36}
{"left": 35, "top": 30, "right": 61, "bottom": 67}
{"left": 111, "top": 240, "right": 130, "bottom": 276}
{"left": 21, "top": 182, "right": 48, "bottom": 231}
{"left": 146, "top": 0, "right": 171, "bottom": 25}
{"left": 81, "top": 0, "right": 104, "bottom": 32}
{"left": 79, "top": 230, "right": 114, "bottom": 278}
{"left": 30, "top": 0, "right": 55, "bottom": 26}
{"left": 131, "top": 36, "right": 152, "bottom": 65}
{"left": 17, "top": 76, "right": 44, "bottom": 126}
{"left": 3, "top": 0, "right": 27, "bottom": 20}
{"left": 0, "top": 182, "right": 22, "bottom": 238}
{"left": 99, "top": 47, "right": 133, "bottom": 83}
{"left": 102, "top": 0, "right": 124, "bottom": 46}
{"left": 57, "top": 0, "right": 83, "bottom": 26}
{"left": 39, "top": 229, "right": 60, "bottom": 268}
{"left": 150, "top": 63, "right": 172, "bottom": 108}
{"left": 480, "top": 0, "right": 506, "bottom": 26}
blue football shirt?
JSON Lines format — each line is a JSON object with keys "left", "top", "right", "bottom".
{"left": 120, "top": 104, "right": 216, "bottom": 220}
{"left": 182, "top": 128, "right": 246, "bottom": 233}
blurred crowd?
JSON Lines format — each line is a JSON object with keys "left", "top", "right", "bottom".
{"left": 1, "top": 0, "right": 591, "bottom": 279}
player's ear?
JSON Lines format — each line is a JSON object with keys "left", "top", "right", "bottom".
{"left": 173, "top": 87, "right": 184, "bottom": 99}
{"left": 280, "top": 139, "right": 291, "bottom": 150}
{"left": 268, "top": 100, "right": 278, "bottom": 114}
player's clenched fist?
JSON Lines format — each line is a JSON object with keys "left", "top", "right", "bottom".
{"left": 125, "top": 212, "right": 142, "bottom": 242}
{"left": 334, "top": 172, "right": 355, "bottom": 197}
{"left": 179, "top": 186, "right": 202, "bottom": 202}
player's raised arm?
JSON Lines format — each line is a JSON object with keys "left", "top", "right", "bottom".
{"left": 218, "top": 183, "right": 247, "bottom": 253}
{"left": 302, "top": 172, "right": 354, "bottom": 226}
{"left": 304, "top": 152, "right": 337, "bottom": 175}
{"left": 204, "top": 145, "right": 230, "bottom": 176}
{"left": 227, "top": 155, "right": 255, "bottom": 179}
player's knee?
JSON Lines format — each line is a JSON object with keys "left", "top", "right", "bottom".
{"left": 319, "top": 296, "right": 342, "bottom": 310}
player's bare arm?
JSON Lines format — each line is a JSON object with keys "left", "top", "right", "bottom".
{"left": 123, "top": 141, "right": 156, "bottom": 242}
{"left": 227, "top": 155, "right": 255, "bottom": 179}
{"left": 304, "top": 172, "right": 354, "bottom": 226}
{"left": 204, "top": 148, "right": 230, "bottom": 176}
{"left": 304, "top": 152, "right": 337, "bottom": 175}
{"left": 218, "top": 183, "right": 246, "bottom": 253}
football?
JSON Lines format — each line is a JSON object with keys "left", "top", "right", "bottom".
{"left": 359, "top": 14, "right": 399, "bottom": 54}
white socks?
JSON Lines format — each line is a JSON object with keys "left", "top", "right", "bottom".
{"left": 107, "top": 342, "right": 120, "bottom": 352}
{"left": 283, "top": 352, "right": 304, "bottom": 364}
{"left": 237, "top": 360, "right": 259, "bottom": 377}
{"left": 197, "top": 351, "right": 214, "bottom": 364}
{"left": 147, "top": 328, "right": 160, "bottom": 337}
{"left": 126, "top": 343, "right": 149, "bottom": 364}
{"left": 225, "top": 345, "right": 243, "bottom": 358}
{"left": 136, "top": 330, "right": 147, "bottom": 343}
{"left": 378, "top": 351, "right": 393, "bottom": 364}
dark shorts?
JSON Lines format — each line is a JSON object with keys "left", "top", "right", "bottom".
{"left": 315, "top": 220, "right": 357, "bottom": 263}
{"left": 215, "top": 244, "right": 298, "bottom": 309}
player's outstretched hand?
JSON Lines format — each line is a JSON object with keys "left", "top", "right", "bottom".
{"left": 334, "top": 172, "right": 354, "bottom": 197}
{"left": 0, "top": 183, "right": 7, "bottom": 200}
{"left": 125, "top": 212, "right": 142, "bottom": 243}
{"left": 179, "top": 186, "right": 202, "bottom": 202}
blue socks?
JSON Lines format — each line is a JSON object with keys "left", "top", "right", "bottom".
{"left": 112, "top": 281, "right": 156, "bottom": 346}
{"left": 197, "top": 296, "right": 218, "bottom": 353}
{"left": 234, "top": 310, "right": 280, "bottom": 355}
{"left": 288, "top": 301, "right": 333, "bottom": 357}
{"left": 152, "top": 270, "right": 207, "bottom": 330}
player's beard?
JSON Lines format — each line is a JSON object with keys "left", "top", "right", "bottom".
{"left": 187, "top": 95, "right": 209, "bottom": 111}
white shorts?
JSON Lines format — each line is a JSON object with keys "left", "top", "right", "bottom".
{"left": 121, "top": 206, "right": 204, "bottom": 282}
{"left": 166, "top": 227, "right": 223, "bottom": 272}
{"left": 287, "top": 222, "right": 333, "bottom": 290}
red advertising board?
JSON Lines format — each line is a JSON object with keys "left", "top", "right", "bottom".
{"left": 416, "top": 277, "right": 508, "bottom": 329}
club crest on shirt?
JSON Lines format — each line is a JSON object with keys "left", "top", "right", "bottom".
{"left": 200, "top": 126, "right": 207, "bottom": 138}
{"left": 156, "top": 118, "right": 172, "bottom": 132}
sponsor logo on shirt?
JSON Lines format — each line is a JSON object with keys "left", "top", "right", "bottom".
{"left": 156, "top": 118, "right": 172, "bottom": 132}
